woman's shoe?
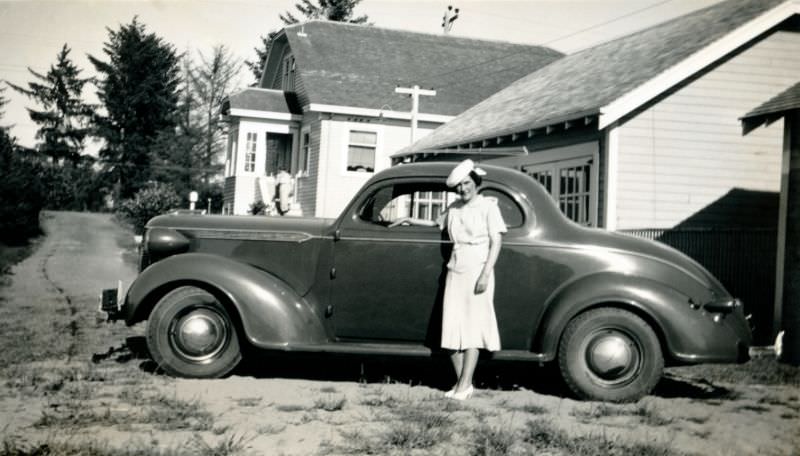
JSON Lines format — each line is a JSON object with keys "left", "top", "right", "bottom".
{"left": 450, "top": 385, "right": 473, "bottom": 401}
{"left": 444, "top": 388, "right": 456, "bottom": 398}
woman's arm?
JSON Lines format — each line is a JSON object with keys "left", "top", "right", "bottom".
{"left": 475, "top": 231, "right": 502, "bottom": 294}
{"left": 388, "top": 216, "right": 438, "bottom": 228}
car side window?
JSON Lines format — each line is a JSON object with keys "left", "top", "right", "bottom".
{"left": 359, "top": 183, "right": 456, "bottom": 226}
{"left": 480, "top": 188, "right": 527, "bottom": 229}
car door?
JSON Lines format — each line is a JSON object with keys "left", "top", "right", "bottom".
{"left": 330, "top": 180, "right": 454, "bottom": 343}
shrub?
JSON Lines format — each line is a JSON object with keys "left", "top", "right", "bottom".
{"left": 0, "top": 134, "right": 46, "bottom": 244}
{"left": 116, "top": 181, "right": 181, "bottom": 234}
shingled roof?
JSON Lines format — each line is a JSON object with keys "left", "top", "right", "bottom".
{"left": 742, "top": 81, "right": 800, "bottom": 122}
{"left": 407, "top": 0, "right": 790, "bottom": 152}
{"left": 222, "top": 88, "right": 302, "bottom": 114}
{"left": 280, "top": 21, "right": 563, "bottom": 116}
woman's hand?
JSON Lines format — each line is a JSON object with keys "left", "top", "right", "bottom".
{"left": 388, "top": 217, "right": 411, "bottom": 228}
{"left": 474, "top": 271, "right": 490, "bottom": 294}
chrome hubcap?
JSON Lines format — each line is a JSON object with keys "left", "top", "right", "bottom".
{"left": 170, "top": 308, "right": 229, "bottom": 362}
{"left": 585, "top": 330, "right": 639, "bottom": 384}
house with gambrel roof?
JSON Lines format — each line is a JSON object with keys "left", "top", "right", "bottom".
{"left": 397, "top": 0, "right": 800, "bottom": 343}
{"left": 220, "top": 21, "right": 562, "bottom": 217}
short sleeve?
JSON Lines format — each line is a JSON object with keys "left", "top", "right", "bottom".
{"left": 485, "top": 198, "right": 507, "bottom": 235}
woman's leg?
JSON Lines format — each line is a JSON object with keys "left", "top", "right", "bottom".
{"left": 450, "top": 350, "right": 464, "bottom": 384}
{"left": 454, "top": 348, "right": 478, "bottom": 392}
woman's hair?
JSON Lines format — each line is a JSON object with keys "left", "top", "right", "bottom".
{"left": 468, "top": 170, "right": 483, "bottom": 186}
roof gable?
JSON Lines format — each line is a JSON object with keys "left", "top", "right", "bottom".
{"left": 409, "top": 0, "right": 795, "bottom": 152}
{"left": 270, "top": 21, "right": 563, "bottom": 116}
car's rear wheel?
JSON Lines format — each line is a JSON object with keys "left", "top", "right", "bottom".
{"left": 146, "top": 286, "right": 242, "bottom": 378}
{"left": 558, "top": 307, "right": 663, "bottom": 402}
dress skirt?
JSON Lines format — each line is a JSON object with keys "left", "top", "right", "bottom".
{"left": 440, "top": 244, "right": 501, "bottom": 351}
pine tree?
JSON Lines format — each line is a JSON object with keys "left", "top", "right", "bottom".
{"left": 6, "top": 44, "right": 92, "bottom": 164}
{"left": 279, "top": 0, "right": 369, "bottom": 24}
{"left": 246, "top": 0, "right": 370, "bottom": 83}
{"left": 88, "top": 17, "right": 182, "bottom": 199}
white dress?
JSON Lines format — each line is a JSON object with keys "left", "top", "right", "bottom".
{"left": 437, "top": 194, "right": 506, "bottom": 351}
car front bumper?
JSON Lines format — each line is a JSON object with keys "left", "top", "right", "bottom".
{"left": 99, "top": 281, "right": 126, "bottom": 321}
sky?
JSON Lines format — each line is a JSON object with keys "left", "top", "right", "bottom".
{"left": 0, "top": 0, "right": 721, "bottom": 149}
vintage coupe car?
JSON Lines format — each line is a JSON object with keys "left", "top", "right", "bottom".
{"left": 102, "top": 162, "right": 751, "bottom": 401}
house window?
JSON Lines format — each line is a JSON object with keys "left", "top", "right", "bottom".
{"left": 299, "top": 130, "right": 310, "bottom": 175}
{"left": 523, "top": 156, "right": 595, "bottom": 226}
{"left": 412, "top": 191, "right": 450, "bottom": 221}
{"left": 282, "top": 54, "right": 295, "bottom": 91}
{"left": 347, "top": 130, "right": 377, "bottom": 172}
{"left": 244, "top": 132, "right": 257, "bottom": 172}
{"left": 359, "top": 183, "right": 455, "bottom": 224}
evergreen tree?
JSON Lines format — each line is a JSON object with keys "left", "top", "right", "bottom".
{"left": 89, "top": 17, "right": 182, "bottom": 199}
{"left": 148, "top": 55, "right": 198, "bottom": 201}
{"left": 0, "top": 85, "right": 9, "bottom": 132}
{"left": 6, "top": 44, "right": 93, "bottom": 164}
{"left": 190, "top": 45, "right": 241, "bottom": 186}
{"left": 246, "top": 0, "right": 370, "bottom": 83}
{"left": 280, "top": 0, "right": 369, "bottom": 24}
{"left": 0, "top": 89, "right": 46, "bottom": 242}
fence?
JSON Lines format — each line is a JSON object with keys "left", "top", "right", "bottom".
{"left": 621, "top": 228, "right": 778, "bottom": 345}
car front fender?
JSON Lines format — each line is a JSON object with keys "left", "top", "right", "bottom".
{"left": 534, "top": 272, "right": 741, "bottom": 363}
{"left": 123, "top": 253, "right": 328, "bottom": 348}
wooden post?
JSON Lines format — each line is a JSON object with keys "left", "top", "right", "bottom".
{"left": 781, "top": 111, "right": 800, "bottom": 364}
{"left": 396, "top": 85, "right": 436, "bottom": 144}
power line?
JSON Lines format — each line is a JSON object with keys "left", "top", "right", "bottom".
{"left": 370, "top": 0, "right": 681, "bottom": 111}
{"left": 543, "top": 0, "right": 676, "bottom": 45}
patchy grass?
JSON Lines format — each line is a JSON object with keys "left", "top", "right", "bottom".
{"left": 670, "top": 357, "right": 800, "bottom": 387}
{"left": 1, "top": 433, "right": 250, "bottom": 456}
{"left": 233, "top": 397, "right": 261, "bottom": 407}
{"left": 276, "top": 404, "right": 308, "bottom": 413}
{"left": 143, "top": 395, "right": 214, "bottom": 431}
{"left": 571, "top": 402, "right": 672, "bottom": 426}
{"left": 633, "top": 403, "right": 673, "bottom": 426}
{"left": 523, "top": 419, "right": 691, "bottom": 456}
{"left": 733, "top": 404, "right": 771, "bottom": 414}
{"left": 190, "top": 433, "right": 252, "bottom": 456}
{"left": 470, "top": 422, "right": 518, "bottom": 456}
{"left": 313, "top": 395, "right": 346, "bottom": 412}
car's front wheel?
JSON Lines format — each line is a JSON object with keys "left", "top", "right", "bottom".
{"left": 146, "top": 286, "right": 242, "bottom": 378}
{"left": 558, "top": 307, "right": 663, "bottom": 402}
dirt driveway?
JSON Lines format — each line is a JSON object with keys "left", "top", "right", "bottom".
{"left": 0, "top": 211, "right": 798, "bottom": 455}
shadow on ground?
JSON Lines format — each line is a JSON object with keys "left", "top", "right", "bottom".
{"left": 92, "top": 337, "right": 738, "bottom": 401}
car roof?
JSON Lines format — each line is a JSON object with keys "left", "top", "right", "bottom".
{"left": 369, "top": 161, "right": 530, "bottom": 187}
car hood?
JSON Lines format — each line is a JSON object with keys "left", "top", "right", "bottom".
{"left": 147, "top": 214, "right": 335, "bottom": 237}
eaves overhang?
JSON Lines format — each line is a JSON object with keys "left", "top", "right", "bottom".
{"left": 305, "top": 103, "right": 454, "bottom": 123}
{"left": 409, "top": 110, "right": 600, "bottom": 154}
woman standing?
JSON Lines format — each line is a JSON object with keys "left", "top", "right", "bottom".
{"left": 390, "top": 159, "right": 506, "bottom": 400}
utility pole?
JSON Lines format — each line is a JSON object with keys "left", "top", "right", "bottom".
{"left": 395, "top": 85, "right": 436, "bottom": 144}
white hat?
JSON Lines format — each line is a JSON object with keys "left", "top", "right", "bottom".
{"left": 446, "top": 159, "right": 486, "bottom": 187}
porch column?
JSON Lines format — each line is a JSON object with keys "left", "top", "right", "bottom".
{"left": 781, "top": 111, "right": 800, "bottom": 364}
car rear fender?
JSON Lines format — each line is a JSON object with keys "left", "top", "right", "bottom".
{"left": 534, "top": 272, "right": 698, "bottom": 361}
{"left": 124, "top": 253, "right": 328, "bottom": 347}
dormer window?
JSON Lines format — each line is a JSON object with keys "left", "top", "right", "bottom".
{"left": 282, "top": 54, "right": 296, "bottom": 91}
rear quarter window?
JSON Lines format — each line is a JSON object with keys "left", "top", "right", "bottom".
{"left": 481, "top": 188, "right": 526, "bottom": 229}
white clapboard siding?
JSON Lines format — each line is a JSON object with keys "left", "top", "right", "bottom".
{"left": 615, "top": 30, "right": 800, "bottom": 229}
